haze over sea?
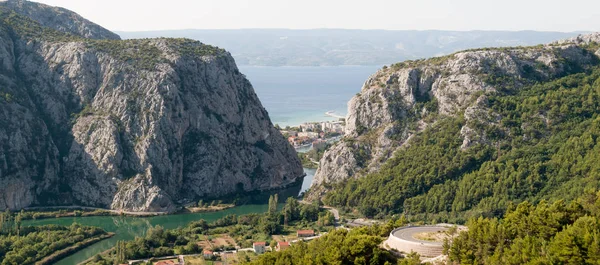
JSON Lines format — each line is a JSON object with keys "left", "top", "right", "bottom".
{"left": 240, "top": 65, "right": 381, "bottom": 127}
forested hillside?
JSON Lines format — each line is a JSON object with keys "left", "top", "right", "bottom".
{"left": 448, "top": 191, "right": 600, "bottom": 264}
{"left": 244, "top": 226, "right": 400, "bottom": 265}
{"left": 321, "top": 43, "right": 600, "bottom": 222}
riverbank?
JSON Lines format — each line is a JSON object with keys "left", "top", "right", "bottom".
{"left": 35, "top": 232, "right": 115, "bottom": 265}
{"left": 77, "top": 246, "right": 115, "bottom": 265}
{"left": 20, "top": 206, "right": 167, "bottom": 221}
{"left": 21, "top": 168, "right": 314, "bottom": 265}
{"left": 183, "top": 204, "right": 236, "bottom": 213}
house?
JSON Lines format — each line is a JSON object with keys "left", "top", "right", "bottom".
{"left": 276, "top": 241, "right": 290, "bottom": 251}
{"left": 297, "top": 230, "right": 315, "bottom": 237}
{"left": 253, "top": 241, "right": 266, "bottom": 254}
{"left": 203, "top": 249, "right": 214, "bottom": 259}
{"left": 287, "top": 136, "right": 297, "bottom": 145}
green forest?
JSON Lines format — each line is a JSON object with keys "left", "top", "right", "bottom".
{"left": 448, "top": 191, "right": 600, "bottom": 264}
{"left": 324, "top": 66, "right": 600, "bottom": 222}
{"left": 244, "top": 215, "right": 415, "bottom": 265}
{"left": 244, "top": 228, "right": 398, "bottom": 265}
{"left": 250, "top": 193, "right": 600, "bottom": 265}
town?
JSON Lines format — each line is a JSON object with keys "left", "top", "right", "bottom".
{"left": 277, "top": 119, "right": 345, "bottom": 151}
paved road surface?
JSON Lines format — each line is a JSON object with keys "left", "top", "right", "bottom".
{"left": 392, "top": 226, "right": 448, "bottom": 246}
{"left": 322, "top": 206, "right": 340, "bottom": 221}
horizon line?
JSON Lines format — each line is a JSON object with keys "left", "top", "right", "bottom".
{"left": 114, "top": 28, "right": 591, "bottom": 34}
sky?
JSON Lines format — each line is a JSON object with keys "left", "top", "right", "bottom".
{"left": 34, "top": 0, "right": 600, "bottom": 32}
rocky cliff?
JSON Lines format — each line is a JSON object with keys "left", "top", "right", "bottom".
{"left": 308, "top": 33, "right": 600, "bottom": 200}
{"left": 0, "top": 4, "right": 303, "bottom": 212}
{"left": 0, "top": 0, "right": 120, "bottom": 40}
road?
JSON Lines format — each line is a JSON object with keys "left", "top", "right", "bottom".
{"left": 298, "top": 200, "right": 344, "bottom": 230}
{"left": 392, "top": 226, "right": 448, "bottom": 246}
{"left": 322, "top": 206, "right": 340, "bottom": 221}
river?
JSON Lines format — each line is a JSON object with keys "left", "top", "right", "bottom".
{"left": 23, "top": 168, "right": 316, "bottom": 265}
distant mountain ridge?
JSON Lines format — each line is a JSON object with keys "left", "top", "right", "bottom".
{"left": 119, "top": 29, "right": 583, "bottom": 66}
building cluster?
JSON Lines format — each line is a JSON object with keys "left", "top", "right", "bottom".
{"left": 283, "top": 121, "right": 344, "bottom": 148}
{"left": 252, "top": 230, "right": 316, "bottom": 255}
{"left": 127, "top": 230, "right": 319, "bottom": 264}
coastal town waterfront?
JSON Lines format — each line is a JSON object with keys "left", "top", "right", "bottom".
{"left": 277, "top": 115, "right": 345, "bottom": 152}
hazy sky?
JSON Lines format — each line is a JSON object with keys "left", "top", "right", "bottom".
{"left": 35, "top": 0, "right": 600, "bottom": 32}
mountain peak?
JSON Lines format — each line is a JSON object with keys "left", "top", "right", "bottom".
{"left": 0, "top": 0, "right": 120, "bottom": 40}
{"left": 554, "top": 32, "right": 600, "bottom": 45}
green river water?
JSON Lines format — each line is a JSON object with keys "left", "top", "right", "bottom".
{"left": 22, "top": 168, "right": 317, "bottom": 265}
{"left": 24, "top": 204, "right": 271, "bottom": 265}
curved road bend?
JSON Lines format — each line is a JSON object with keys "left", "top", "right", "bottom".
{"left": 392, "top": 226, "right": 448, "bottom": 245}
{"left": 299, "top": 201, "right": 341, "bottom": 226}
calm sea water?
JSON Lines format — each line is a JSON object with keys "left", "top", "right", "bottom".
{"left": 25, "top": 66, "right": 373, "bottom": 264}
{"left": 240, "top": 65, "right": 381, "bottom": 127}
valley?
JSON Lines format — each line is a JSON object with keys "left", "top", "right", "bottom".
{"left": 1, "top": 0, "right": 600, "bottom": 264}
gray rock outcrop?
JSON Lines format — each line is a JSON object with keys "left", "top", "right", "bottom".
{"left": 0, "top": 5, "right": 303, "bottom": 212}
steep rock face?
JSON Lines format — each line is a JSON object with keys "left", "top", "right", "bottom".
{"left": 0, "top": 0, "right": 120, "bottom": 40}
{"left": 308, "top": 34, "right": 600, "bottom": 200}
{"left": 0, "top": 9, "right": 303, "bottom": 211}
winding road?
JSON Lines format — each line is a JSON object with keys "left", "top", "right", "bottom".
{"left": 299, "top": 201, "right": 341, "bottom": 226}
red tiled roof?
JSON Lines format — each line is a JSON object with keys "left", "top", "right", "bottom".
{"left": 253, "top": 241, "right": 266, "bottom": 246}
{"left": 278, "top": 241, "right": 290, "bottom": 246}
{"left": 204, "top": 249, "right": 213, "bottom": 254}
{"left": 297, "top": 230, "right": 315, "bottom": 235}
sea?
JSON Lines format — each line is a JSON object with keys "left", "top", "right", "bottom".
{"left": 239, "top": 65, "right": 381, "bottom": 127}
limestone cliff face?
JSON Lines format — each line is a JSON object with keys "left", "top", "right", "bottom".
{"left": 308, "top": 34, "right": 600, "bottom": 200}
{"left": 0, "top": 6, "right": 303, "bottom": 212}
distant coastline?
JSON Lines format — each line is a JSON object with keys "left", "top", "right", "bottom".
{"left": 240, "top": 65, "right": 378, "bottom": 128}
